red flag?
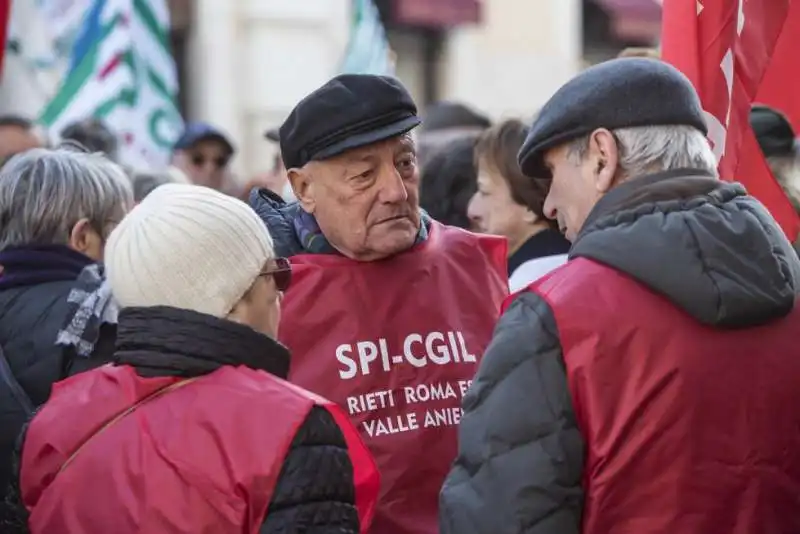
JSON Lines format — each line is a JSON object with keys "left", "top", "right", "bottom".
{"left": 662, "top": 0, "right": 800, "bottom": 239}
{"left": 0, "top": 0, "right": 10, "bottom": 78}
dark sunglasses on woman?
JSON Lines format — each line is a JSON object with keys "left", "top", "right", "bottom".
{"left": 261, "top": 257, "right": 291, "bottom": 292}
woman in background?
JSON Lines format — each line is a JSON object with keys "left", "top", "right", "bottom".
{"left": 420, "top": 135, "right": 480, "bottom": 230}
{"left": 468, "top": 119, "right": 570, "bottom": 291}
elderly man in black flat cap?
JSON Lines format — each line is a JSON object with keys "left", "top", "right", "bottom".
{"left": 440, "top": 58, "right": 800, "bottom": 534}
{"left": 248, "top": 74, "right": 508, "bottom": 534}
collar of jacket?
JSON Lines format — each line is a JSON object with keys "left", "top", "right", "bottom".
{"left": 575, "top": 167, "right": 719, "bottom": 243}
{"left": 0, "top": 244, "right": 93, "bottom": 291}
{"left": 113, "top": 306, "right": 290, "bottom": 379}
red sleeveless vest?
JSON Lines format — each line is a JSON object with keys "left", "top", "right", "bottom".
{"left": 525, "top": 257, "right": 800, "bottom": 534}
{"left": 279, "top": 221, "right": 508, "bottom": 534}
{"left": 21, "top": 365, "right": 379, "bottom": 534}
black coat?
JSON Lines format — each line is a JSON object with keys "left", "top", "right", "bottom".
{"left": 0, "top": 246, "right": 113, "bottom": 497}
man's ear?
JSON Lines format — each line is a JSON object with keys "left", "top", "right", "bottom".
{"left": 288, "top": 166, "right": 315, "bottom": 214}
{"left": 588, "top": 128, "right": 619, "bottom": 194}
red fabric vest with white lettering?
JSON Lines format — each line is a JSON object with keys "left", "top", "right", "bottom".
{"left": 279, "top": 221, "right": 508, "bottom": 534}
{"left": 21, "top": 364, "right": 380, "bottom": 534}
{"left": 517, "top": 258, "right": 800, "bottom": 533}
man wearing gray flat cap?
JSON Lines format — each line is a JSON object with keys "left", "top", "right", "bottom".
{"left": 249, "top": 74, "right": 508, "bottom": 534}
{"left": 441, "top": 58, "right": 800, "bottom": 534}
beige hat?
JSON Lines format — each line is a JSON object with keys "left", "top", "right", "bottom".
{"left": 105, "top": 183, "right": 274, "bottom": 318}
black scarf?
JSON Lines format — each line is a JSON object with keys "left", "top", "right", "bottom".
{"left": 113, "top": 306, "right": 290, "bottom": 379}
{"left": 0, "top": 245, "right": 93, "bottom": 290}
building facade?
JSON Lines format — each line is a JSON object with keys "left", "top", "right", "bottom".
{"left": 173, "top": 0, "right": 585, "bottom": 178}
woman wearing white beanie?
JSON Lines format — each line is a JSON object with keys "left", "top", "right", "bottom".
{"left": 8, "top": 184, "right": 378, "bottom": 534}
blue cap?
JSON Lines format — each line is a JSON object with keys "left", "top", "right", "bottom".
{"left": 173, "top": 122, "right": 234, "bottom": 154}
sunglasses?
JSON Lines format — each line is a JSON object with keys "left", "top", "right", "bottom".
{"left": 191, "top": 154, "right": 229, "bottom": 169}
{"left": 261, "top": 257, "right": 292, "bottom": 292}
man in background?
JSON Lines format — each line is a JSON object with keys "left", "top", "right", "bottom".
{"left": 417, "top": 101, "right": 491, "bottom": 168}
{"left": 0, "top": 115, "right": 42, "bottom": 164}
{"left": 171, "top": 121, "right": 235, "bottom": 191}
{"left": 60, "top": 118, "right": 119, "bottom": 161}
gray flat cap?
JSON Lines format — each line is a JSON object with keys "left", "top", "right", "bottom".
{"left": 518, "top": 58, "right": 708, "bottom": 178}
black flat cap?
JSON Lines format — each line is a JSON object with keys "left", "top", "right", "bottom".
{"left": 279, "top": 74, "right": 421, "bottom": 169}
{"left": 750, "top": 104, "right": 796, "bottom": 158}
{"left": 518, "top": 58, "right": 707, "bottom": 178}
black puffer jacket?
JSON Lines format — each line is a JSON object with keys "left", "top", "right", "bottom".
{"left": 0, "top": 246, "right": 113, "bottom": 496}
{"left": 4, "top": 306, "right": 359, "bottom": 534}
{"left": 249, "top": 188, "right": 307, "bottom": 257}
{"left": 440, "top": 169, "right": 800, "bottom": 533}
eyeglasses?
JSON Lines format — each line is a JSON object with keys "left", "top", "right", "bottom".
{"left": 191, "top": 154, "right": 229, "bottom": 169}
{"left": 261, "top": 257, "right": 291, "bottom": 292}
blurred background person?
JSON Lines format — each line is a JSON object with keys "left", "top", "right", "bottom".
{"left": 419, "top": 134, "right": 479, "bottom": 229}
{"left": 468, "top": 119, "right": 570, "bottom": 290}
{"left": 417, "top": 101, "right": 491, "bottom": 169}
{"left": 0, "top": 115, "right": 43, "bottom": 165}
{"left": 751, "top": 105, "right": 800, "bottom": 218}
{"left": 129, "top": 168, "right": 179, "bottom": 203}
{"left": 170, "top": 121, "right": 235, "bottom": 191}
{"left": 60, "top": 118, "right": 119, "bottom": 162}
{"left": 236, "top": 128, "right": 295, "bottom": 203}
{"left": 0, "top": 147, "right": 132, "bottom": 499}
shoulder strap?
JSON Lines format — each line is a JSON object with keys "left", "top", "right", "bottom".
{"left": 58, "top": 376, "right": 201, "bottom": 474}
{"left": 0, "top": 344, "right": 34, "bottom": 414}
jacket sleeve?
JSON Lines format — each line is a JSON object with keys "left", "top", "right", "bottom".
{"left": 260, "top": 406, "right": 359, "bottom": 534}
{"left": 0, "top": 412, "right": 34, "bottom": 534}
{"left": 440, "top": 291, "right": 585, "bottom": 534}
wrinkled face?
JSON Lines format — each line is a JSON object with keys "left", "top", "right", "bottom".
{"left": 468, "top": 161, "right": 535, "bottom": 250}
{"left": 290, "top": 134, "right": 421, "bottom": 261}
{"left": 173, "top": 139, "right": 231, "bottom": 190}
{"left": 542, "top": 129, "right": 619, "bottom": 242}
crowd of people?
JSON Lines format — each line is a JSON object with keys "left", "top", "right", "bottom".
{"left": 0, "top": 53, "right": 800, "bottom": 534}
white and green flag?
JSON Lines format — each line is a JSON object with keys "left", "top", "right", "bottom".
{"left": 340, "top": 0, "right": 395, "bottom": 76}
{"left": 40, "top": 0, "right": 182, "bottom": 168}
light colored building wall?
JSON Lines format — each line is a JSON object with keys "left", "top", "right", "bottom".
{"left": 188, "top": 0, "right": 351, "bottom": 179}
{"left": 439, "top": 0, "right": 582, "bottom": 121}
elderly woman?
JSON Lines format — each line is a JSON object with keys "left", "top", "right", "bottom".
{"left": 468, "top": 118, "right": 571, "bottom": 290}
{"left": 7, "top": 184, "right": 377, "bottom": 534}
{"left": 0, "top": 147, "right": 133, "bottom": 495}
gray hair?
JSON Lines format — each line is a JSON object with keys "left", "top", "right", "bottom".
{"left": 567, "top": 125, "right": 718, "bottom": 178}
{"left": 0, "top": 148, "right": 134, "bottom": 250}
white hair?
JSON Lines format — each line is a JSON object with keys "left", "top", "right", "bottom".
{"left": 567, "top": 125, "right": 718, "bottom": 178}
{"left": 0, "top": 148, "right": 134, "bottom": 250}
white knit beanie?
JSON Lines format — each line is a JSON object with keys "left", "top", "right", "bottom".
{"left": 105, "top": 183, "right": 274, "bottom": 318}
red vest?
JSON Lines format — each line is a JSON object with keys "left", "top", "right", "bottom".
{"left": 21, "top": 365, "right": 379, "bottom": 534}
{"left": 280, "top": 222, "right": 508, "bottom": 534}
{"left": 527, "top": 257, "right": 800, "bottom": 534}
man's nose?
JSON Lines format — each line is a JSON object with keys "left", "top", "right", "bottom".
{"left": 378, "top": 168, "right": 409, "bottom": 204}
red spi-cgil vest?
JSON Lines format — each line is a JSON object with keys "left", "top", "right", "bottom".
{"left": 279, "top": 221, "right": 508, "bottom": 534}
{"left": 21, "top": 364, "right": 380, "bottom": 534}
{"left": 519, "top": 257, "right": 800, "bottom": 534}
